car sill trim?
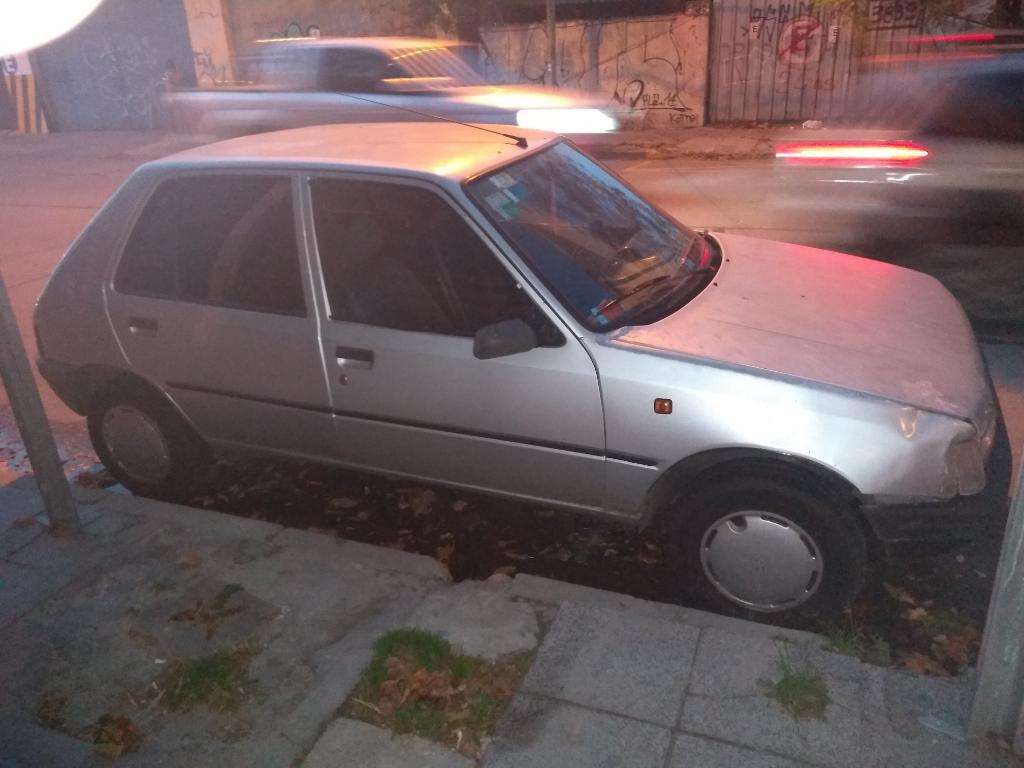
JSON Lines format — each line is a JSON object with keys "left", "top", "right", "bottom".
{"left": 166, "top": 381, "right": 658, "bottom": 467}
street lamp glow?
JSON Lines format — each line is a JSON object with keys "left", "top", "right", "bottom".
{"left": 0, "top": 0, "right": 104, "bottom": 56}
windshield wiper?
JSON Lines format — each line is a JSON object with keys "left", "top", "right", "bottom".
{"left": 594, "top": 275, "right": 673, "bottom": 317}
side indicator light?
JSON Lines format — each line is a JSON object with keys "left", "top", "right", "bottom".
{"left": 654, "top": 398, "right": 673, "bottom": 415}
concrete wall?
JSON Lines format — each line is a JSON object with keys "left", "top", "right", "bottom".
{"left": 481, "top": 10, "right": 711, "bottom": 128}
{"left": 222, "top": 0, "right": 436, "bottom": 51}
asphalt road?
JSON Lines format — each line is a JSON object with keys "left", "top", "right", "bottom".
{"left": 1, "top": 132, "right": 1022, "bottom": 483}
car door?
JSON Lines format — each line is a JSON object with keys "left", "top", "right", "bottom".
{"left": 302, "top": 173, "right": 607, "bottom": 511}
{"left": 105, "top": 171, "right": 335, "bottom": 459}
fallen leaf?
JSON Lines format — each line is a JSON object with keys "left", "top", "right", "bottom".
{"left": 493, "top": 565, "right": 516, "bottom": 577}
{"left": 903, "top": 652, "right": 950, "bottom": 677}
{"left": 884, "top": 583, "right": 917, "bottom": 606}
{"left": 12, "top": 516, "right": 36, "bottom": 528}
{"left": 177, "top": 551, "right": 201, "bottom": 569}
{"left": 328, "top": 496, "right": 360, "bottom": 510}
{"left": 906, "top": 607, "right": 929, "bottom": 622}
{"left": 452, "top": 500, "right": 468, "bottom": 512}
{"left": 435, "top": 543, "right": 455, "bottom": 566}
{"left": 92, "top": 713, "right": 142, "bottom": 758}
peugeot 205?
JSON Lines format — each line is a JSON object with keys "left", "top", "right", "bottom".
{"left": 34, "top": 123, "right": 1008, "bottom": 616}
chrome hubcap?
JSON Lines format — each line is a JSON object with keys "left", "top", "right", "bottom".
{"left": 700, "top": 512, "right": 823, "bottom": 612}
{"left": 102, "top": 405, "right": 171, "bottom": 485}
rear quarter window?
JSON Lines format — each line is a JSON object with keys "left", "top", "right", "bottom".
{"left": 115, "top": 174, "right": 306, "bottom": 316}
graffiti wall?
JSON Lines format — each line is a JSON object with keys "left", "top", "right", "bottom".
{"left": 708, "top": 0, "right": 967, "bottom": 123}
{"left": 709, "top": 0, "right": 856, "bottom": 122}
{"left": 480, "top": 11, "right": 711, "bottom": 129}
{"left": 222, "top": 0, "right": 433, "bottom": 54}
{"left": 31, "top": 0, "right": 195, "bottom": 130}
{"left": 184, "top": 0, "right": 235, "bottom": 86}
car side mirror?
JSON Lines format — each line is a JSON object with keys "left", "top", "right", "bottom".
{"left": 473, "top": 319, "right": 538, "bottom": 360}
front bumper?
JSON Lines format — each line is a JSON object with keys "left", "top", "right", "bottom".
{"left": 861, "top": 416, "right": 1012, "bottom": 544}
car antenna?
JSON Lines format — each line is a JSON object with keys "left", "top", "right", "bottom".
{"left": 337, "top": 91, "right": 530, "bottom": 149}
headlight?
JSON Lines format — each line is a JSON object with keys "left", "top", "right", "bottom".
{"left": 515, "top": 108, "right": 617, "bottom": 134}
{"left": 946, "top": 434, "right": 986, "bottom": 495}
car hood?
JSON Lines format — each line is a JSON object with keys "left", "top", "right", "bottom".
{"left": 611, "top": 233, "right": 990, "bottom": 422}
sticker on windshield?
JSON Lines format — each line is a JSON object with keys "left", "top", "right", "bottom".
{"left": 490, "top": 172, "right": 516, "bottom": 189}
{"left": 485, "top": 191, "right": 519, "bottom": 221}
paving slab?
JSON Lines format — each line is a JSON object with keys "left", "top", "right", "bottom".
{"left": 508, "top": 573, "right": 818, "bottom": 643}
{"left": 681, "top": 677, "right": 872, "bottom": 768}
{"left": 670, "top": 733, "right": 812, "bottom": 768}
{"left": 522, "top": 602, "right": 698, "bottom": 726}
{"left": 0, "top": 712, "right": 94, "bottom": 768}
{"left": 484, "top": 694, "right": 672, "bottom": 768}
{"left": 408, "top": 580, "right": 540, "bottom": 661}
{"left": 302, "top": 719, "right": 473, "bottom": 768}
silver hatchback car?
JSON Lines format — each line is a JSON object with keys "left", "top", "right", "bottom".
{"left": 34, "top": 123, "right": 1008, "bottom": 616}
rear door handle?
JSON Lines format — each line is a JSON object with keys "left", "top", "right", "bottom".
{"left": 335, "top": 346, "right": 374, "bottom": 370}
{"left": 127, "top": 316, "right": 158, "bottom": 335}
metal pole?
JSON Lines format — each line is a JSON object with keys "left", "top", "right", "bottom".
{"left": 0, "top": 268, "right": 80, "bottom": 534}
{"left": 546, "top": 0, "right": 558, "bottom": 86}
{"left": 969, "top": 458, "right": 1024, "bottom": 746}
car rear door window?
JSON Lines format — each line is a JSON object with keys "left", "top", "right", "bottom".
{"left": 115, "top": 175, "right": 305, "bottom": 316}
{"left": 309, "top": 178, "right": 561, "bottom": 343}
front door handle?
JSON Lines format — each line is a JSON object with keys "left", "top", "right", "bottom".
{"left": 335, "top": 346, "right": 374, "bottom": 370}
{"left": 127, "top": 316, "right": 158, "bottom": 336}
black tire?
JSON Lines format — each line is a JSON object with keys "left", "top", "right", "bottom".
{"left": 670, "top": 469, "right": 868, "bottom": 618}
{"left": 87, "top": 384, "right": 209, "bottom": 500}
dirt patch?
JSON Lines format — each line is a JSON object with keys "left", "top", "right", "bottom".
{"left": 342, "top": 629, "right": 530, "bottom": 759}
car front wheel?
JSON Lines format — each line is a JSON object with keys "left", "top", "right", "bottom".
{"left": 675, "top": 473, "right": 868, "bottom": 616}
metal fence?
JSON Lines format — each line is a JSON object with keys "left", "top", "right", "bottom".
{"left": 707, "top": 0, "right": 962, "bottom": 123}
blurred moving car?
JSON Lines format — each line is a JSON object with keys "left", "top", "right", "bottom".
{"left": 35, "top": 122, "right": 1007, "bottom": 618}
{"left": 772, "top": 52, "right": 1024, "bottom": 339}
{"left": 162, "top": 36, "right": 617, "bottom": 138}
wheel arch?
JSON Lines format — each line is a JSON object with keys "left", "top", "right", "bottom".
{"left": 639, "top": 447, "right": 864, "bottom": 528}
{"left": 78, "top": 365, "right": 206, "bottom": 446}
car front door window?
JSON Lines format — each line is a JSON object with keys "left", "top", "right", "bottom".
{"left": 307, "top": 176, "right": 602, "bottom": 509}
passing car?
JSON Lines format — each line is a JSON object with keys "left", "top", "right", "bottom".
{"left": 772, "top": 52, "right": 1024, "bottom": 340}
{"left": 34, "top": 123, "right": 1007, "bottom": 617}
{"left": 162, "top": 36, "right": 617, "bottom": 138}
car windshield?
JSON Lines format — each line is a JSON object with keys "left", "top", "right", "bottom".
{"left": 467, "top": 142, "right": 712, "bottom": 331}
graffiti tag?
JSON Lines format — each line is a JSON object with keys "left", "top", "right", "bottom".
{"left": 777, "top": 16, "right": 822, "bottom": 66}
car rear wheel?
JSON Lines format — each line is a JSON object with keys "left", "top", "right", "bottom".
{"left": 88, "top": 385, "right": 208, "bottom": 500}
{"left": 674, "top": 473, "right": 867, "bottom": 616}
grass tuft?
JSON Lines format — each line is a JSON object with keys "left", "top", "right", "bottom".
{"left": 157, "top": 646, "right": 261, "bottom": 713}
{"left": 344, "top": 628, "right": 531, "bottom": 758}
{"left": 759, "top": 653, "right": 832, "bottom": 721}
{"left": 824, "top": 625, "right": 892, "bottom": 667}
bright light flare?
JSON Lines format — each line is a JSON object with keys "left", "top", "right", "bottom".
{"left": 516, "top": 108, "right": 617, "bottom": 134}
{"left": 775, "top": 141, "right": 930, "bottom": 166}
{"left": 1, "top": 0, "right": 104, "bottom": 56}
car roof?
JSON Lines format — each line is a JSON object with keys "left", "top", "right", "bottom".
{"left": 155, "top": 123, "right": 557, "bottom": 182}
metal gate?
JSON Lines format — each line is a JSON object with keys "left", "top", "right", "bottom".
{"left": 32, "top": 0, "right": 195, "bottom": 131}
{"left": 708, "top": 0, "right": 944, "bottom": 123}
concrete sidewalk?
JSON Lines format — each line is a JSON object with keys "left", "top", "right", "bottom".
{"left": 1, "top": 480, "right": 1019, "bottom": 768}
